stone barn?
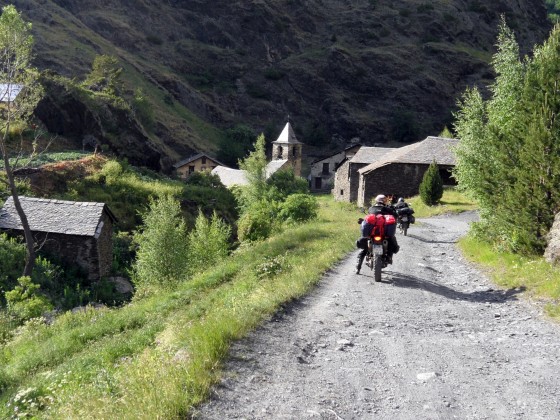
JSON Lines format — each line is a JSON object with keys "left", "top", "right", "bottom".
{"left": 357, "top": 137, "right": 458, "bottom": 207}
{"left": 0, "top": 196, "right": 117, "bottom": 281}
{"left": 309, "top": 144, "right": 361, "bottom": 193}
{"left": 333, "top": 146, "right": 394, "bottom": 203}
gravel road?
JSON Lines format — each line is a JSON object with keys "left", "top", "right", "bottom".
{"left": 193, "top": 212, "right": 560, "bottom": 420}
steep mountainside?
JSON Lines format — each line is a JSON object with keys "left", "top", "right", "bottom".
{"left": 12, "top": 0, "right": 551, "bottom": 168}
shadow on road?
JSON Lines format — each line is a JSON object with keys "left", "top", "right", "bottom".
{"left": 382, "top": 271, "right": 525, "bottom": 303}
{"left": 405, "top": 233, "right": 457, "bottom": 244}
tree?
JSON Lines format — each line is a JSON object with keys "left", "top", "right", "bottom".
{"left": 132, "top": 196, "right": 189, "bottom": 292}
{"left": 237, "top": 133, "right": 268, "bottom": 210}
{"left": 419, "top": 160, "right": 443, "bottom": 206}
{"left": 82, "top": 54, "right": 123, "bottom": 96}
{"left": 0, "top": 5, "right": 43, "bottom": 277}
{"left": 453, "top": 20, "right": 560, "bottom": 254}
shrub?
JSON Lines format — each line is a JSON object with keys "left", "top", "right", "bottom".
{"left": 266, "top": 169, "right": 309, "bottom": 200}
{"left": 132, "top": 196, "right": 189, "bottom": 292}
{"left": 188, "top": 210, "right": 232, "bottom": 274}
{"left": 419, "top": 160, "right": 444, "bottom": 206}
{"left": 237, "top": 202, "right": 277, "bottom": 243}
{"left": 0, "top": 234, "right": 26, "bottom": 300}
{"left": 5, "top": 276, "right": 53, "bottom": 321}
{"left": 278, "top": 194, "right": 319, "bottom": 223}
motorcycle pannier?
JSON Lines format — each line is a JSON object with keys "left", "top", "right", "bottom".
{"left": 365, "top": 214, "right": 385, "bottom": 237}
{"left": 383, "top": 214, "right": 396, "bottom": 237}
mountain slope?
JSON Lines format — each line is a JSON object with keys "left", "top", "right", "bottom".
{"left": 15, "top": 0, "right": 551, "bottom": 166}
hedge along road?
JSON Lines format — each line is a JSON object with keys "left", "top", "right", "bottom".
{"left": 192, "top": 212, "right": 560, "bottom": 420}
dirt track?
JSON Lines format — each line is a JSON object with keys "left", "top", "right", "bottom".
{"left": 193, "top": 212, "right": 560, "bottom": 420}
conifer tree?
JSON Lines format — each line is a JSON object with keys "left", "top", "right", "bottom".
{"left": 419, "top": 160, "right": 443, "bottom": 206}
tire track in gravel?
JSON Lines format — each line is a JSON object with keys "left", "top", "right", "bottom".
{"left": 192, "top": 212, "right": 560, "bottom": 420}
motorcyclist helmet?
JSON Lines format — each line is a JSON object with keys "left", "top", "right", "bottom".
{"left": 398, "top": 197, "right": 404, "bottom": 203}
{"left": 375, "top": 194, "right": 386, "bottom": 204}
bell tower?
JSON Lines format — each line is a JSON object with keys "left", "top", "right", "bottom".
{"left": 271, "top": 120, "right": 303, "bottom": 176}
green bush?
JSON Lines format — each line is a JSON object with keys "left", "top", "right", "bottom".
{"left": 237, "top": 202, "right": 277, "bottom": 243}
{"left": 0, "top": 234, "right": 25, "bottom": 300}
{"left": 419, "top": 160, "right": 444, "bottom": 206}
{"left": 278, "top": 194, "right": 319, "bottom": 223}
{"left": 266, "top": 169, "right": 309, "bottom": 200}
{"left": 5, "top": 276, "right": 53, "bottom": 321}
{"left": 188, "top": 210, "right": 232, "bottom": 274}
{"left": 132, "top": 196, "right": 189, "bottom": 292}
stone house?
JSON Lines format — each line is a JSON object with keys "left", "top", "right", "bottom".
{"left": 212, "top": 121, "right": 304, "bottom": 187}
{"left": 0, "top": 196, "right": 117, "bottom": 281}
{"left": 309, "top": 144, "right": 361, "bottom": 192}
{"left": 174, "top": 153, "right": 223, "bottom": 179}
{"left": 357, "top": 136, "right": 458, "bottom": 207}
{"left": 333, "top": 146, "right": 394, "bottom": 203}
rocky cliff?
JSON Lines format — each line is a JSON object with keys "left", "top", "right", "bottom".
{"left": 12, "top": 0, "right": 552, "bottom": 166}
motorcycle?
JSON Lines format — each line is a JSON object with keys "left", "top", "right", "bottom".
{"left": 396, "top": 207, "right": 414, "bottom": 236}
{"left": 362, "top": 213, "right": 397, "bottom": 282}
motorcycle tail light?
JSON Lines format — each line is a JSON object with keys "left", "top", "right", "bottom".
{"left": 373, "top": 236, "right": 382, "bottom": 242}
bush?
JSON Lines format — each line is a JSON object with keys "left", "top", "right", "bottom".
{"left": 278, "top": 194, "right": 319, "bottom": 223}
{"left": 237, "top": 202, "right": 277, "bottom": 243}
{"left": 0, "top": 234, "right": 26, "bottom": 300}
{"left": 419, "top": 160, "right": 444, "bottom": 206}
{"left": 132, "top": 196, "right": 189, "bottom": 292}
{"left": 266, "top": 169, "right": 309, "bottom": 200}
{"left": 5, "top": 276, "right": 53, "bottom": 321}
{"left": 188, "top": 210, "right": 232, "bottom": 274}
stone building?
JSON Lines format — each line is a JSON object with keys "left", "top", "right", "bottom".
{"left": 309, "top": 144, "right": 361, "bottom": 192}
{"left": 174, "top": 153, "right": 223, "bottom": 179}
{"left": 357, "top": 136, "right": 458, "bottom": 207}
{"left": 333, "top": 146, "right": 394, "bottom": 203}
{"left": 0, "top": 196, "right": 117, "bottom": 281}
{"left": 212, "top": 121, "right": 304, "bottom": 187}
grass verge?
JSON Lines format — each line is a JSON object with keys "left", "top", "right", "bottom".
{"left": 458, "top": 235, "right": 560, "bottom": 320}
{"left": 408, "top": 186, "right": 478, "bottom": 218}
{"left": 0, "top": 195, "right": 359, "bottom": 419}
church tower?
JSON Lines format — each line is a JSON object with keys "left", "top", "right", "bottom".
{"left": 271, "top": 120, "right": 303, "bottom": 176}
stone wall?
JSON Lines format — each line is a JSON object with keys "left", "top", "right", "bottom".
{"left": 97, "top": 213, "right": 114, "bottom": 278}
{"left": 358, "top": 163, "right": 455, "bottom": 207}
{"left": 333, "top": 160, "right": 351, "bottom": 202}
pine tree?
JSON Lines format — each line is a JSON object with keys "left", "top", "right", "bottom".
{"left": 419, "top": 160, "right": 443, "bottom": 206}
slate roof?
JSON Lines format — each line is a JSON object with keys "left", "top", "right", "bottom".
{"left": 265, "top": 159, "right": 288, "bottom": 177}
{"left": 173, "top": 153, "right": 223, "bottom": 169}
{"left": 350, "top": 147, "right": 395, "bottom": 164}
{"left": 272, "top": 122, "right": 301, "bottom": 144}
{"left": 0, "top": 83, "right": 23, "bottom": 102}
{"left": 359, "top": 137, "right": 458, "bottom": 174}
{"left": 211, "top": 166, "right": 249, "bottom": 187}
{"left": 0, "top": 196, "right": 115, "bottom": 237}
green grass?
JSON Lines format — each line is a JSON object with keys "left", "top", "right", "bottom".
{"left": 408, "top": 186, "right": 478, "bottom": 218}
{"left": 0, "top": 151, "right": 90, "bottom": 170}
{"left": 0, "top": 195, "right": 359, "bottom": 419}
{"left": 458, "top": 235, "right": 560, "bottom": 320}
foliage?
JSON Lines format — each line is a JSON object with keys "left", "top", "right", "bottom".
{"left": 439, "top": 126, "right": 454, "bottom": 138}
{"left": 390, "top": 109, "right": 418, "bottom": 143}
{"left": 0, "top": 234, "right": 25, "bottom": 300}
{"left": 132, "top": 88, "right": 154, "bottom": 129}
{"left": 187, "top": 210, "right": 232, "bottom": 274}
{"left": 266, "top": 169, "right": 309, "bottom": 200}
{"left": 5, "top": 276, "right": 53, "bottom": 321}
{"left": 0, "top": 196, "right": 357, "bottom": 419}
{"left": 453, "top": 20, "right": 560, "bottom": 254}
{"left": 82, "top": 55, "right": 123, "bottom": 96}
{"left": 216, "top": 124, "right": 256, "bottom": 168}
{"left": 131, "top": 196, "right": 189, "bottom": 292}
{"left": 419, "top": 160, "right": 443, "bottom": 206}
{"left": 278, "top": 193, "right": 319, "bottom": 223}
{"left": 237, "top": 201, "right": 277, "bottom": 243}
{"left": 237, "top": 133, "right": 268, "bottom": 210}
{"left": 546, "top": 0, "right": 560, "bottom": 22}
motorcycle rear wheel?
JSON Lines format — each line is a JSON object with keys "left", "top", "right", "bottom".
{"left": 373, "top": 255, "right": 382, "bottom": 282}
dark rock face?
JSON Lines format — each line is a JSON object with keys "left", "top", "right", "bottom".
{"left": 20, "top": 0, "right": 552, "bottom": 160}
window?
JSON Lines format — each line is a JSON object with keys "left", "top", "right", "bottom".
{"left": 277, "top": 146, "right": 283, "bottom": 159}
{"left": 202, "top": 156, "right": 207, "bottom": 164}
{"left": 292, "top": 147, "right": 297, "bottom": 157}
{"left": 322, "top": 163, "right": 329, "bottom": 175}
{"left": 189, "top": 166, "right": 195, "bottom": 174}
{"left": 340, "top": 189, "right": 344, "bottom": 195}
